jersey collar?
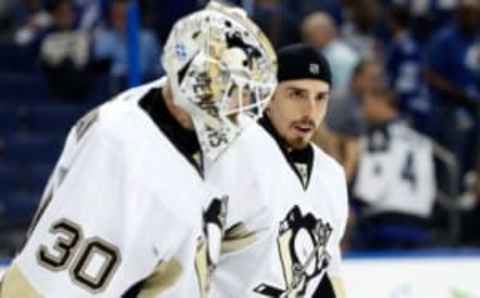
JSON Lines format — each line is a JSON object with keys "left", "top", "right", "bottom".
{"left": 139, "top": 88, "right": 204, "bottom": 177}
{"left": 259, "top": 116, "right": 314, "bottom": 191}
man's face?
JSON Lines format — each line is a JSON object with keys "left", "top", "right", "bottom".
{"left": 302, "top": 21, "right": 334, "bottom": 49}
{"left": 353, "top": 63, "right": 385, "bottom": 95}
{"left": 361, "top": 93, "right": 383, "bottom": 123}
{"left": 267, "top": 79, "right": 330, "bottom": 150}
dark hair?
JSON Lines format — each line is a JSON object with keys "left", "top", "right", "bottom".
{"left": 352, "top": 59, "right": 379, "bottom": 79}
{"left": 45, "top": 0, "right": 70, "bottom": 13}
{"left": 389, "top": 4, "right": 411, "bottom": 29}
{"left": 364, "top": 87, "right": 398, "bottom": 109}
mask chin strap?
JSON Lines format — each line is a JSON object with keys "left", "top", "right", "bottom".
{"left": 192, "top": 114, "right": 241, "bottom": 162}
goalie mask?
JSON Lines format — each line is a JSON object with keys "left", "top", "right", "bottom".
{"left": 162, "top": 1, "right": 277, "bottom": 160}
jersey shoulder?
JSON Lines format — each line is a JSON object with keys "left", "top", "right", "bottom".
{"left": 312, "top": 143, "right": 345, "bottom": 181}
{"left": 311, "top": 143, "right": 349, "bottom": 224}
{"left": 390, "top": 121, "right": 433, "bottom": 148}
{"left": 230, "top": 118, "right": 284, "bottom": 166}
{"left": 70, "top": 78, "right": 200, "bottom": 192}
{"left": 241, "top": 117, "right": 280, "bottom": 149}
{"left": 98, "top": 79, "right": 163, "bottom": 133}
{"left": 78, "top": 78, "right": 170, "bottom": 152}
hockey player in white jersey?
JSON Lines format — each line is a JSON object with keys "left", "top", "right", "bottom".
{"left": 0, "top": 2, "right": 277, "bottom": 297}
{"left": 353, "top": 87, "right": 436, "bottom": 250}
{"left": 207, "top": 44, "right": 348, "bottom": 298}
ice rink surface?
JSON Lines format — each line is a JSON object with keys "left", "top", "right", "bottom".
{"left": 1, "top": 251, "right": 480, "bottom": 297}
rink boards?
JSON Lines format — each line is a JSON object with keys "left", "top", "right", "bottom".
{"left": 342, "top": 251, "right": 480, "bottom": 298}
{"left": 1, "top": 252, "right": 480, "bottom": 297}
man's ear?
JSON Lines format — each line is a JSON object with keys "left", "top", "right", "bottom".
{"left": 265, "top": 105, "right": 272, "bottom": 117}
{"left": 267, "top": 90, "right": 278, "bottom": 106}
{"left": 264, "top": 94, "right": 272, "bottom": 111}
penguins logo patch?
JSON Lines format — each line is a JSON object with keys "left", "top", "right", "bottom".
{"left": 254, "top": 206, "right": 333, "bottom": 298}
{"left": 195, "top": 196, "right": 228, "bottom": 298}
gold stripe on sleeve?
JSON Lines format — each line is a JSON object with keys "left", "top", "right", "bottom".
{"left": 0, "top": 265, "right": 43, "bottom": 298}
{"left": 221, "top": 223, "right": 257, "bottom": 254}
{"left": 137, "top": 259, "right": 183, "bottom": 298}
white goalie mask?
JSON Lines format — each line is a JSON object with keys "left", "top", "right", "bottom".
{"left": 162, "top": 1, "right": 277, "bottom": 161}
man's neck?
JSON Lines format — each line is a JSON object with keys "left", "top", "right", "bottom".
{"left": 368, "top": 112, "right": 399, "bottom": 125}
{"left": 259, "top": 115, "right": 314, "bottom": 190}
{"left": 139, "top": 87, "right": 203, "bottom": 176}
{"left": 260, "top": 115, "right": 310, "bottom": 153}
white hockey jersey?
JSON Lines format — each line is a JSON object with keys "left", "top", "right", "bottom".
{"left": 206, "top": 117, "right": 349, "bottom": 298}
{"left": 0, "top": 79, "right": 227, "bottom": 298}
{"left": 354, "top": 120, "right": 436, "bottom": 217}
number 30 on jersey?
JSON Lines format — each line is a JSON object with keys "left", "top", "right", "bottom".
{"left": 36, "top": 218, "right": 121, "bottom": 294}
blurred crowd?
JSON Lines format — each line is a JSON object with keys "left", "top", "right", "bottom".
{"left": 0, "top": 0, "right": 166, "bottom": 98}
{"left": 1, "top": 0, "right": 480, "bottom": 255}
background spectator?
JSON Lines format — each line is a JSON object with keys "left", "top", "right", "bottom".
{"left": 283, "top": 0, "right": 344, "bottom": 24}
{"left": 392, "top": 0, "right": 458, "bottom": 44}
{"left": 92, "top": 0, "right": 162, "bottom": 93}
{"left": 14, "top": 0, "right": 53, "bottom": 50}
{"left": 353, "top": 88, "right": 436, "bottom": 250}
{"left": 325, "top": 59, "right": 385, "bottom": 183}
{"left": 74, "top": 0, "right": 106, "bottom": 31}
{"left": 341, "top": 0, "right": 382, "bottom": 58}
{"left": 385, "top": 4, "right": 433, "bottom": 136}
{"left": 39, "top": 0, "right": 91, "bottom": 100}
{"left": 251, "top": 0, "right": 300, "bottom": 48}
{"left": 424, "top": 0, "right": 480, "bottom": 193}
{"left": 302, "top": 11, "right": 359, "bottom": 96}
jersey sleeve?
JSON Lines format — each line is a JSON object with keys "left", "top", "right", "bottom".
{"left": 1, "top": 124, "right": 185, "bottom": 298}
{"left": 327, "top": 165, "right": 349, "bottom": 279}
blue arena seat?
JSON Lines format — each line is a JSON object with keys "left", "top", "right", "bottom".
{"left": 89, "top": 75, "right": 111, "bottom": 104}
{"left": 0, "top": 107, "right": 18, "bottom": 136}
{"left": 1, "top": 192, "right": 40, "bottom": 226}
{"left": 1, "top": 134, "right": 62, "bottom": 164}
{"left": 0, "top": 43, "right": 38, "bottom": 74}
{"left": 0, "top": 163, "right": 24, "bottom": 194}
{"left": 28, "top": 163, "right": 54, "bottom": 193}
{"left": 0, "top": 73, "right": 50, "bottom": 105}
{"left": 25, "top": 105, "right": 87, "bottom": 135}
